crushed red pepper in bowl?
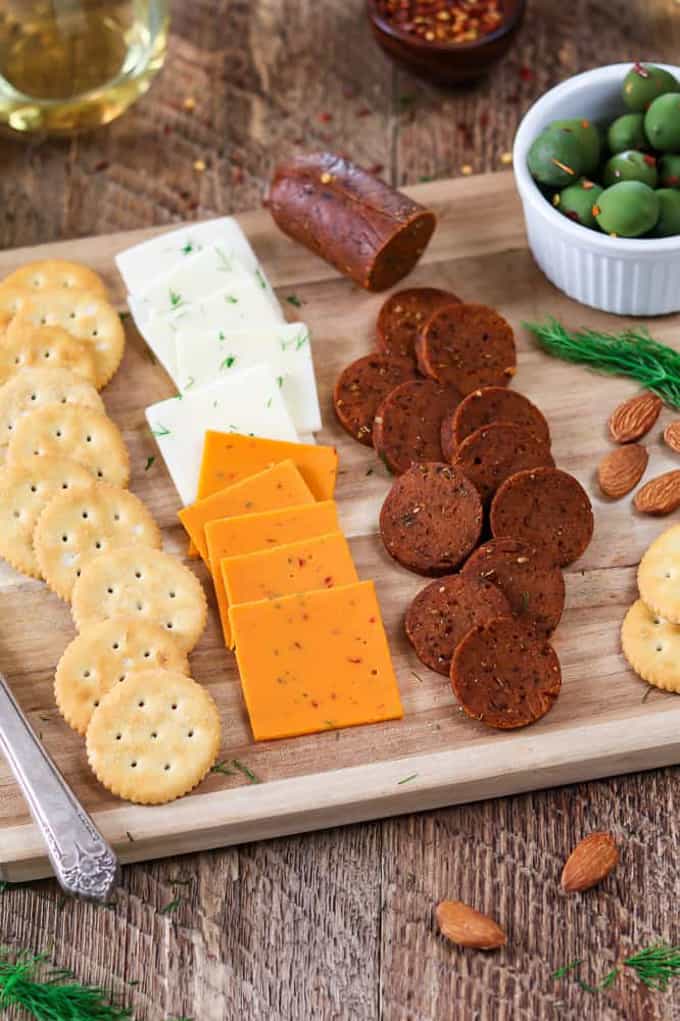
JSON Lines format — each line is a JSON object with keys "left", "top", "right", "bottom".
{"left": 375, "top": 0, "right": 503, "bottom": 45}
{"left": 367, "top": 0, "right": 525, "bottom": 85}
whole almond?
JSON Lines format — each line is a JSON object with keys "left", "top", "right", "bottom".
{"left": 597, "top": 444, "right": 648, "bottom": 499}
{"left": 608, "top": 392, "right": 662, "bottom": 443}
{"left": 634, "top": 470, "right": 680, "bottom": 515}
{"left": 664, "top": 420, "right": 680, "bottom": 454}
{"left": 435, "top": 900, "right": 507, "bottom": 950}
{"left": 561, "top": 832, "right": 619, "bottom": 892}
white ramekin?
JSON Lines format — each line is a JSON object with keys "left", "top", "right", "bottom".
{"left": 513, "top": 63, "right": 680, "bottom": 316}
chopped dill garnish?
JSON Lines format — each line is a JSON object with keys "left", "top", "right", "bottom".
{"left": 232, "top": 759, "right": 261, "bottom": 784}
{"left": 553, "top": 943, "right": 680, "bottom": 993}
{"left": 160, "top": 898, "right": 181, "bottom": 916}
{"left": 398, "top": 773, "right": 418, "bottom": 785}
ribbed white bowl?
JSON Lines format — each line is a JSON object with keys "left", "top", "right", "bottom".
{"left": 513, "top": 63, "right": 680, "bottom": 316}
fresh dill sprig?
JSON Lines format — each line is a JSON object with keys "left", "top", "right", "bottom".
{"left": 523, "top": 317, "right": 680, "bottom": 408}
{"left": 553, "top": 943, "right": 680, "bottom": 993}
{"left": 0, "top": 951, "right": 133, "bottom": 1019}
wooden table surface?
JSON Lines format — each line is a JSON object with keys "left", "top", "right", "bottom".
{"left": 2, "top": 2, "right": 680, "bottom": 1019}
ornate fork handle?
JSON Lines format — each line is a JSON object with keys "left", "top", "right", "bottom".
{"left": 0, "top": 672, "right": 119, "bottom": 902}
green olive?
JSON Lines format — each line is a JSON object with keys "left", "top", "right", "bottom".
{"left": 649, "top": 189, "right": 680, "bottom": 236}
{"left": 658, "top": 154, "right": 680, "bottom": 188}
{"left": 555, "top": 179, "right": 603, "bottom": 228}
{"left": 607, "top": 113, "right": 647, "bottom": 154}
{"left": 644, "top": 93, "right": 680, "bottom": 152}
{"left": 550, "top": 118, "right": 601, "bottom": 174}
{"left": 602, "top": 150, "right": 658, "bottom": 189}
{"left": 623, "top": 63, "right": 679, "bottom": 112}
{"left": 527, "top": 127, "right": 585, "bottom": 188}
{"left": 594, "top": 181, "right": 660, "bottom": 237}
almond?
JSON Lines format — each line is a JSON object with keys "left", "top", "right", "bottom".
{"left": 435, "top": 900, "right": 507, "bottom": 950}
{"left": 561, "top": 832, "right": 619, "bottom": 892}
{"left": 597, "top": 444, "right": 648, "bottom": 499}
{"left": 664, "top": 420, "right": 680, "bottom": 454}
{"left": 634, "top": 470, "right": 680, "bottom": 515}
{"left": 608, "top": 392, "right": 662, "bottom": 444}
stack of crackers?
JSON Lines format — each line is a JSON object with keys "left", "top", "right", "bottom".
{"left": 622, "top": 525, "right": 680, "bottom": 694}
{"left": 0, "top": 260, "right": 221, "bottom": 805}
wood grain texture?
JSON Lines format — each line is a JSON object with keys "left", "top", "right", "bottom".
{"left": 2, "top": 2, "right": 680, "bottom": 1020}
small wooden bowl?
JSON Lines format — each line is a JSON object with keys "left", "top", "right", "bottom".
{"left": 366, "top": 0, "right": 526, "bottom": 86}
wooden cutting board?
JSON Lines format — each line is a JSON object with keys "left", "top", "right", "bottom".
{"left": 3, "top": 171, "right": 680, "bottom": 883}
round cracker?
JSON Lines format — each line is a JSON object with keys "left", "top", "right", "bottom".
{"left": 6, "top": 288, "right": 125, "bottom": 388}
{"left": 55, "top": 618, "right": 190, "bottom": 735}
{"left": 7, "top": 403, "right": 130, "bottom": 487}
{"left": 638, "top": 524, "right": 680, "bottom": 624}
{"left": 0, "top": 456, "right": 93, "bottom": 578}
{"left": 0, "top": 259, "right": 108, "bottom": 300}
{"left": 72, "top": 547, "right": 208, "bottom": 653}
{"left": 0, "top": 325, "right": 97, "bottom": 387}
{"left": 86, "top": 669, "right": 220, "bottom": 804}
{"left": 35, "top": 483, "right": 161, "bottom": 601}
{"left": 0, "top": 367, "right": 103, "bottom": 448}
{"left": 621, "top": 598, "right": 680, "bottom": 693}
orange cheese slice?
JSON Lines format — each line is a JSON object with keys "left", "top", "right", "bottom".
{"left": 206, "top": 500, "right": 341, "bottom": 647}
{"left": 221, "top": 530, "right": 357, "bottom": 649}
{"left": 198, "top": 431, "right": 338, "bottom": 502}
{"left": 179, "top": 459, "right": 314, "bottom": 564}
{"left": 230, "top": 580, "right": 403, "bottom": 741}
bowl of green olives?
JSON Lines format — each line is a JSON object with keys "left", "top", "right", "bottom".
{"left": 513, "top": 62, "right": 680, "bottom": 315}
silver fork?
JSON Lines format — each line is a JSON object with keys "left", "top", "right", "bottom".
{"left": 0, "top": 672, "right": 120, "bottom": 902}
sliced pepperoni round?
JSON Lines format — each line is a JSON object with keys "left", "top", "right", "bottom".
{"left": 333, "top": 353, "right": 416, "bottom": 446}
{"left": 490, "top": 467, "right": 594, "bottom": 567}
{"left": 376, "top": 287, "right": 461, "bottom": 361}
{"left": 442, "top": 386, "right": 550, "bottom": 460}
{"left": 451, "top": 617, "right": 562, "bottom": 729}
{"left": 379, "top": 462, "right": 482, "bottom": 576}
{"left": 452, "top": 421, "right": 554, "bottom": 504}
{"left": 461, "top": 537, "right": 565, "bottom": 636}
{"left": 416, "top": 303, "right": 517, "bottom": 396}
{"left": 373, "top": 379, "right": 461, "bottom": 475}
{"left": 405, "top": 573, "right": 511, "bottom": 676}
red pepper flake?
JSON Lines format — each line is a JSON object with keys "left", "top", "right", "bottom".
{"left": 347, "top": 657, "right": 363, "bottom": 664}
{"left": 297, "top": 557, "right": 307, "bottom": 567}
{"left": 643, "top": 154, "right": 657, "bottom": 166}
{"left": 323, "top": 576, "right": 334, "bottom": 586}
{"left": 319, "top": 112, "right": 333, "bottom": 123}
{"left": 376, "top": 0, "right": 503, "bottom": 44}
{"left": 368, "top": 616, "right": 377, "bottom": 623}
{"left": 519, "top": 65, "right": 534, "bottom": 82}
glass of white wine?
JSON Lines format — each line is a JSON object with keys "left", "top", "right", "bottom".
{"left": 0, "top": 0, "right": 169, "bottom": 134}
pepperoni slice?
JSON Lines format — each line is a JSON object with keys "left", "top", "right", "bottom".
{"left": 442, "top": 386, "right": 550, "bottom": 460}
{"left": 416, "top": 303, "right": 517, "bottom": 396}
{"left": 452, "top": 421, "right": 554, "bottom": 504}
{"left": 333, "top": 353, "right": 416, "bottom": 446}
{"left": 373, "top": 379, "right": 461, "bottom": 475}
{"left": 376, "top": 287, "right": 460, "bottom": 361}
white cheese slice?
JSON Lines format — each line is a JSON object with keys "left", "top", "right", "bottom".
{"left": 116, "top": 217, "right": 260, "bottom": 293}
{"left": 133, "top": 249, "right": 283, "bottom": 328}
{"left": 145, "top": 363, "right": 299, "bottom": 505}
{"left": 129, "top": 274, "right": 284, "bottom": 387}
{"left": 175, "top": 322, "right": 321, "bottom": 435}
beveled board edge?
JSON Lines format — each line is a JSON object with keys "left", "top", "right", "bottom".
{"left": 4, "top": 707, "right": 680, "bottom": 882}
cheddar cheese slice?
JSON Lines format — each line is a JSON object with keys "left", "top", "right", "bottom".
{"left": 221, "top": 531, "right": 357, "bottom": 649}
{"left": 206, "top": 501, "right": 340, "bottom": 647}
{"left": 179, "top": 459, "right": 314, "bottom": 564}
{"left": 230, "top": 580, "right": 403, "bottom": 741}
{"left": 198, "top": 431, "right": 338, "bottom": 502}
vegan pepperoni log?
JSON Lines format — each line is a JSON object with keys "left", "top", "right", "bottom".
{"left": 461, "top": 537, "right": 565, "bottom": 637}
{"left": 405, "top": 574, "right": 511, "bottom": 676}
{"left": 333, "top": 353, "right": 416, "bottom": 446}
{"left": 373, "top": 378, "right": 461, "bottom": 474}
{"left": 379, "top": 462, "right": 482, "bottom": 575}
{"left": 451, "top": 617, "right": 562, "bottom": 729}
{"left": 416, "top": 303, "right": 517, "bottom": 395}
{"left": 452, "top": 421, "right": 554, "bottom": 504}
{"left": 376, "top": 287, "right": 460, "bottom": 361}
{"left": 442, "top": 386, "right": 550, "bottom": 460}
{"left": 490, "top": 467, "right": 594, "bottom": 567}
{"left": 268, "top": 153, "right": 437, "bottom": 291}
